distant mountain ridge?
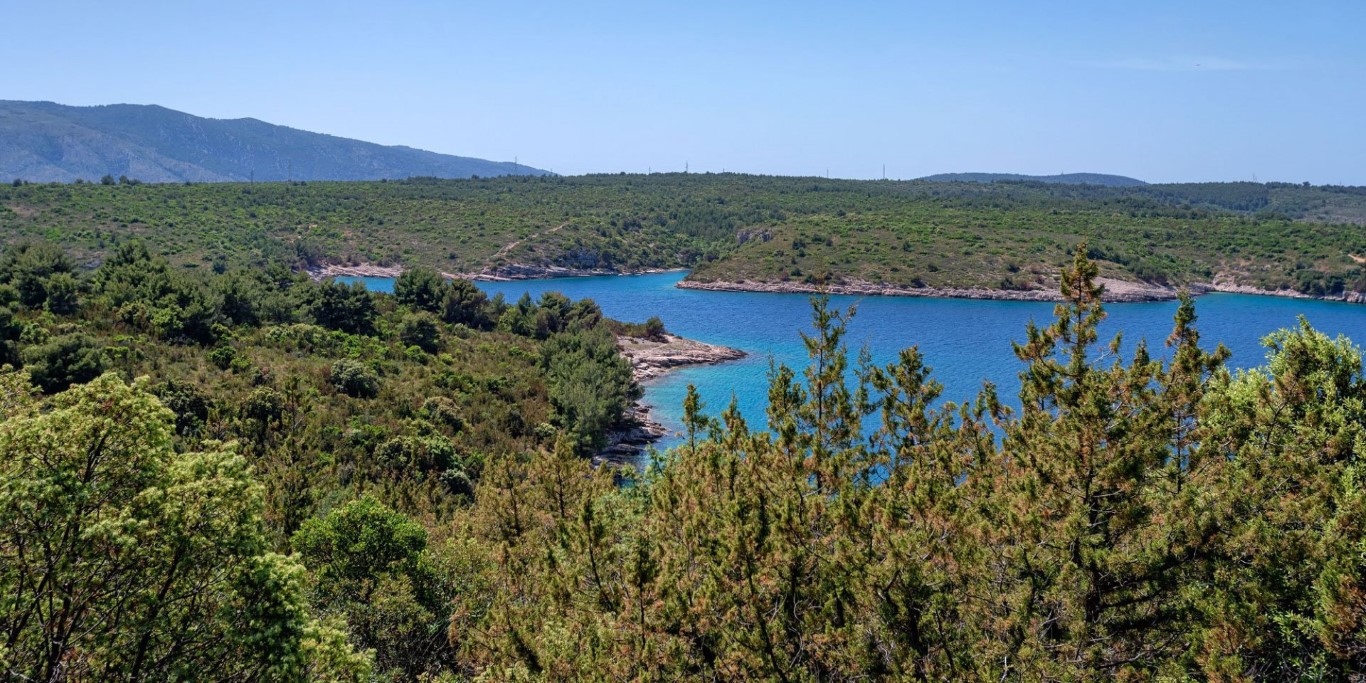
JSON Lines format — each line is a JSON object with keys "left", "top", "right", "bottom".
{"left": 919, "top": 172, "right": 1147, "bottom": 187}
{"left": 0, "top": 100, "right": 550, "bottom": 183}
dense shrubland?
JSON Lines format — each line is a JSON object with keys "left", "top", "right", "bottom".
{"left": 0, "top": 242, "right": 640, "bottom": 528}
{"left": 2, "top": 243, "right": 1364, "bottom": 681}
{"left": 448, "top": 248, "right": 1366, "bottom": 681}
{"left": 2, "top": 174, "right": 1364, "bottom": 297}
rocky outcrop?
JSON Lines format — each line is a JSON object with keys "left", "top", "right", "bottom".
{"left": 617, "top": 334, "right": 748, "bottom": 383}
{"left": 467, "top": 264, "right": 624, "bottom": 280}
{"left": 596, "top": 334, "right": 746, "bottom": 465}
{"left": 457, "top": 264, "right": 687, "bottom": 281}
{"left": 308, "top": 260, "right": 685, "bottom": 282}
{"left": 305, "top": 263, "right": 403, "bottom": 280}
{"left": 595, "top": 405, "right": 669, "bottom": 467}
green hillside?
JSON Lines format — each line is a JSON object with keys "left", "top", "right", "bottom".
{"left": 2, "top": 173, "right": 1364, "bottom": 298}
{"left": 684, "top": 197, "right": 1366, "bottom": 298}
{"left": 0, "top": 100, "right": 550, "bottom": 183}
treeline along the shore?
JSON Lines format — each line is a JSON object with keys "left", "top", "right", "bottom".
{"left": 2, "top": 174, "right": 1365, "bottom": 300}
{"left": 1, "top": 242, "right": 1364, "bottom": 680}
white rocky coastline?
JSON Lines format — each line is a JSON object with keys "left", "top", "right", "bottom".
{"left": 677, "top": 276, "right": 1366, "bottom": 305}
{"left": 306, "top": 261, "right": 685, "bottom": 282}
{"left": 305, "top": 260, "right": 1362, "bottom": 306}
{"left": 596, "top": 334, "right": 747, "bottom": 466}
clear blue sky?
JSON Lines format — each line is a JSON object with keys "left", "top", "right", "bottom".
{"left": 4, "top": 1, "right": 1363, "bottom": 183}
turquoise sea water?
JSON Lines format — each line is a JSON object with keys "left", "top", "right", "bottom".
{"left": 340, "top": 273, "right": 1366, "bottom": 454}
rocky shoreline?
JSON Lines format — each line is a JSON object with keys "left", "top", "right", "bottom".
{"left": 677, "top": 276, "right": 1365, "bottom": 305}
{"left": 454, "top": 264, "right": 687, "bottom": 281}
{"left": 596, "top": 334, "right": 747, "bottom": 466}
{"left": 305, "top": 263, "right": 404, "bottom": 279}
{"left": 305, "top": 261, "right": 1361, "bottom": 305}
{"left": 306, "top": 261, "right": 685, "bottom": 282}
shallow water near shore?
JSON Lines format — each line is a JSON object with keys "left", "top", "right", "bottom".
{"left": 341, "top": 272, "right": 1366, "bottom": 457}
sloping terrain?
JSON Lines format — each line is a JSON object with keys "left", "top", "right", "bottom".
{"left": 1, "top": 173, "right": 1362, "bottom": 300}
{"left": 0, "top": 100, "right": 549, "bottom": 183}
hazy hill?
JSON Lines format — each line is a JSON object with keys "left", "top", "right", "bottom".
{"left": 0, "top": 100, "right": 550, "bottom": 183}
{"left": 919, "top": 172, "right": 1147, "bottom": 187}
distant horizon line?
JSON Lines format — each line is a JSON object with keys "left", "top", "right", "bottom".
{"left": 9, "top": 171, "right": 1361, "bottom": 190}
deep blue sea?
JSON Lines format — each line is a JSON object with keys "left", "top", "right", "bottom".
{"left": 341, "top": 272, "right": 1366, "bottom": 454}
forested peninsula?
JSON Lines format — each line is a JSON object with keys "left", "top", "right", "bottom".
{"left": 2, "top": 241, "right": 1364, "bottom": 680}
{"left": 3, "top": 174, "right": 1365, "bottom": 303}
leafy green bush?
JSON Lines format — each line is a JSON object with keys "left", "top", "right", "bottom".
{"left": 541, "top": 326, "right": 640, "bottom": 452}
{"left": 22, "top": 333, "right": 104, "bottom": 393}
{"left": 310, "top": 280, "right": 377, "bottom": 336}
{"left": 242, "top": 386, "right": 284, "bottom": 423}
{"left": 292, "top": 496, "right": 454, "bottom": 679}
{"left": 42, "top": 272, "right": 80, "bottom": 314}
{"left": 330, "top": 359, "right": 379, "bottom": 398}
{"left": 398, "top": 312, "right": 441, "bottom": 353}
{"left": 375, "top": 434, "right": 456, "bottom": 474}
{"left": 0, "top": 372, "right": 369, "bottom": 680}
{"left": 442, "top": 277, "right": 497, "bottom": 329}
{"left": 394, "top": 266, "right": 445, "bottom": 313}
{"left": 0, "top": 241, "right": 75, "bottom": 310}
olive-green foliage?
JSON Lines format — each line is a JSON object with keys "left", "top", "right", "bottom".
{"left": 1189, "top": 318, "right": 1366, "bottom": 679}
{"left": 607, "top": 314, "right": 668, "bottom": 340}
{"left": 7, "top": 233, "right": 1362, "bottom": 680}
{"left": 442, "top": 277, "right": 497, "bottom": 329}
{"left": 154, "top": 377, "right": 212, "bottom": 436}
{"left": 41, "top": 271, "right": 80, "bottom": 314}
{"left": 398, "top": 311, "right": 442, "bottom": 353}
{"left": 309, "top": 280, "right": 378, "bottom": 336}
{"left": 0, "top": 241, "right": 652, "bottom": 680}
{"left": 294, "top": 497, "right": 458, "bottom": 681}
{"left": 0, "top": 371, "right": 371, "bottom": 681}
{"left": 295, "top": 496, "right": 428, "bottom": 605}
{"left": 499, "top": 291, "right": 603, "bottom": 341}
{"left": 394, "top": 266, "right": 446, "bottom": 314}
{"left": 0, "top": 241, "right": 642, "bottom": 536}
{"left": 688, "top": 199, "right": 1366, "bottom": 296}
{"left": 0, "top": 304, "right": 20, "bottom": 366}
{"left": 541, "top": 325, "right": 640, "bottom": 453}
{"left": 1, "top": 175, "right": 1362, "bottom": 299}
{"left": 94, "top": 241, "right": 223, "bottom": 344}
{"left": 644, "top": 315, "right": 665, "bottom": 340}
{"left": 219, "top": 269, "right": 267, "bottom": 325}
{"left": 375, "top": 435, "right": 457, "bottom": 477}
{"left": 21, "top": 332, "right": 104, "bottom": 393}
{"left": 0, "top": 241, "right": 75, "bottom": 309}
{"left": 330, "top": 359, "right": 380, "bottom": 398}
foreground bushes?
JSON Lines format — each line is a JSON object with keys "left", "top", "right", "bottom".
{"left": 3, "top": 243, "right": 1362, "bottom": 681}
{"left": 0, "top": 373, "right": 370, "bottom": 681}
{"left": 456, "top": 247, "right": 1366, "bottom": 681}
